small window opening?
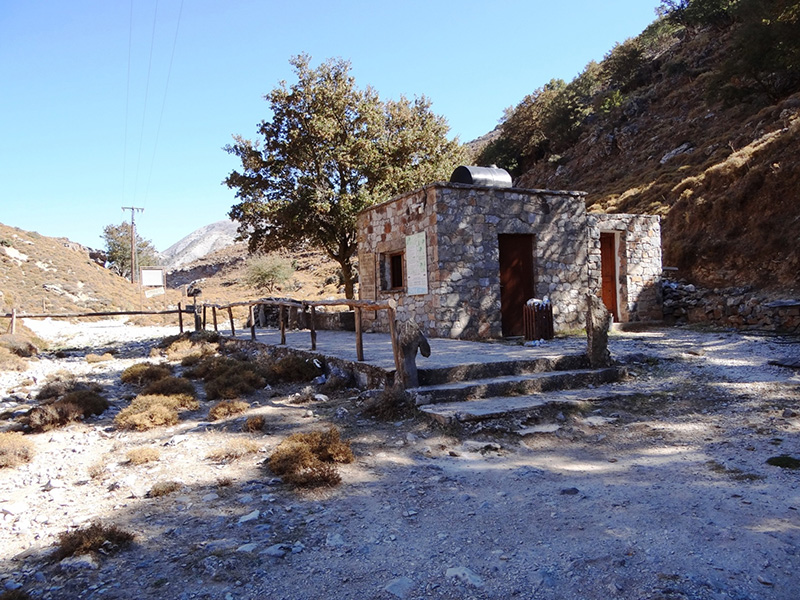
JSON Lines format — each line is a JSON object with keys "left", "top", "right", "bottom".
{"left": 390, "top": 253, "right": 404, "bottom": 289}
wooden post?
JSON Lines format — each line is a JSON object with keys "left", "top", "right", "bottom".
{"left": 212, "top": 306, "right": 218, "bottom": 332}
{"left": 279, "top": 304, "right": 286, "bottom": 345}
{"left": 388, "top": 307, "right": 401, "bottom": 375}
{"left": 178, "top": 302, "right": 184, "bottom": 334}
{"left": 10, "top": 308, "right": 16, "bottom": 335}
{"left": 309, "top": 305, "right": 317, "bottom": 351}
{"left": 228, "top": 307, "right": 236, "bottom": 337}
{"left": 249, "top": 305, "right": 256, "bottom": 341}
{"left": 355, "top": 306, "right": 364, "bottom": 361}
{"left": 202, "top": 305, "right": 207, "bottom": 330}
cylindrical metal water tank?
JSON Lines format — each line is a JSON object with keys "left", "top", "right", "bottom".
{"left": 449, "top": 165, "right": 512, "bottom": 188}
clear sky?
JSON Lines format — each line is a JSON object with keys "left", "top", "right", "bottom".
{"left": 1, "top": 0, "right": 661, "bottom": 252}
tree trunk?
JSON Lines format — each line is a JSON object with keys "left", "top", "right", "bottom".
{"left": 338, "top": 257, "right": 355, "bottom": 300}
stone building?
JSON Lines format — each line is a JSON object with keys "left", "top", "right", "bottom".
{"left": 357, "top": 172, "right": 662, "bottom": 340}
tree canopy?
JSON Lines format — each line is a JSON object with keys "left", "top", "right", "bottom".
{"left": 102, "top": 222, "right": 159, "bottom": 281}
{"left": 224, "top": 54, "right": 466, "bottom": 298}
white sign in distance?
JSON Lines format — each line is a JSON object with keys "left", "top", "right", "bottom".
{"left": 140, "top": 268, "right": 166, "bottom": 287}
{"left": 405, "top": 232, "right": 428, "bottom": 295}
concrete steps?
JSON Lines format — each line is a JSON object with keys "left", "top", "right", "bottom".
{"left": 411, "top": 351, "right": 628, "bottom": 425}
{"left": 419, "top": 385, "right": 637, "bottom": 424}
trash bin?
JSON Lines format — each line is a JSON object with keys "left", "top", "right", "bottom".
{"left": 523, "top": 298, "right": 554, "bottom": 341}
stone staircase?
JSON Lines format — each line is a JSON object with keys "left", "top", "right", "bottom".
{"left": 411, "top": 352, "right": 628, "bottom": 425}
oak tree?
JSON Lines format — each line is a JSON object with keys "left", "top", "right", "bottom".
{"left": 225, "top": 54, "right": 465, "bottom": 298}
{"left": 102, "top": 223, "right": 159, "bottom": 280}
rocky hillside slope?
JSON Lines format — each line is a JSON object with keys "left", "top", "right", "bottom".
{"left": 478, "top": 12, "right": 800, "bottom": 295}
{"left": 0, "top": 223, "right": 178, "bottom": 316}
{"left": 159, "top": 220, "right": 240, "bottom": 269}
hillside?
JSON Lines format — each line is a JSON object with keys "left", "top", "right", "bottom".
{"left": 478, "top": 6, "right": 800, "bottom": 294}
{"left": 160, "top": 220, "right": 240, "bottom": 268}
{"left": 0, "top": 222, "right": 181, "bottom": 317}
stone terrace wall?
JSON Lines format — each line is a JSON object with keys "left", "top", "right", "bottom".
{"left": 588, "top": 214, "right": 662, "bottom": 322}
{"left": 663, "top": 279, "right": 800, "bottom": 332}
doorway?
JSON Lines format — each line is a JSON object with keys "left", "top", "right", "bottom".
{"left": 498, "top": 234, "right": 535, "bottom": 337}
{"left": 599, "top": 232, "right": 619, "bottom": 321}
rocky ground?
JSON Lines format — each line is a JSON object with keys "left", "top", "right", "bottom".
{"left": 1, "top": 320, "right": 799, "bottom": 600}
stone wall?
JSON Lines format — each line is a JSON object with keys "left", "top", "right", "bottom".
{"left": 587, "top": 214, "right": 662, "bottom": 322}
{"left": 663, "top": 279, "right": 800, "bottom": 332}
{"left": 358, "top": 183, "right": 591, "bottom": 338}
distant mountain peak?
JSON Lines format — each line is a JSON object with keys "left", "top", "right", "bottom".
{"left": 161, "top": 220, "right": 240, "bottom": 268}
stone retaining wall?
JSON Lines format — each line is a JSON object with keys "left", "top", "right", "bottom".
{"left": 662, "top": 279, "right": 800, "bottom": 332}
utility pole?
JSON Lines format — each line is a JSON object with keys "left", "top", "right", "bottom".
{"left": 121, "top": 206, "right": 144, "bottom": 284}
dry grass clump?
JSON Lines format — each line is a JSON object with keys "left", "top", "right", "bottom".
{"left": 270, "top": 355, "right": 321, "bottom": 383}
{"left": 37, "top": 374, "right": 100, "bottom": 402}
{"left": 61, "top": 390, "right": 109, "bottom": 417}
{"left": 126, "top": 446, "right": 160, "bottom": 465}
{"left": 54, "top": 522, "right": 135, "bottom": 560}
{"left": 158, "top": 331, "right": 221, "bottom": 361}
{"left": 147, "top": 481, "right": 182, "bottom": 497}
{"left": 361, "top": 387, "right": 415, "bottom": 420}
{"left": 208, "top": 400, "right": 249, "bottom": 421}
{"left": 28, "top": 388, "right": 110, "bottom": 433}
{"left": 0, "top": 346, "right": 27, "bottom": 372}
{"left": 207, "top": 439, "right": 260, "bottom": 462}
{"left": 27, "top": 403, "right": 83, "bottom": 432}
{"left": 114, "top": 395, "right": 184, "bottom": 431}
{"left": 0, "top": 432, "right": 35, "bottom": 468}
{"left": 85, "top": 352, "right": 114, "bottom": 363}
{"left": 120, "top": 362, "right": 172, "bottom": 387}
{"left": 0, "top": 333, "right": 38, "bottom": 358}
{"left": 268, "top": 426, "right": 354, "bottom": 488}
{"left": 185, "top": 356, "right": 268, "bottom": 400}
{"left": 242, "top": 415, "right": 267, "bottom": 433}
{"left": 142, "top": 376, "right": 196, "bottom": 398}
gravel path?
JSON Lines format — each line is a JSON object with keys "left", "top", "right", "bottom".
{"left": 1, "top": 321, "right": 799, "bottom": 600}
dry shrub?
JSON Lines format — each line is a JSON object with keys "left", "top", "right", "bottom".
{"left": 0, "top": 432, "right": 35, "bottom": 468}
{"left": 0, "top": 334, "right": 38, "bottom": 358}
{"left": 207, "top": 439, "right": 260, "bottom": 462}
{"left": 87, "top": 462, "right": 106, "bottom": 480}
{"left": 268, "top": 426, "right": 353, "bottom": 488}
{"left": 208, "top": 400, "right": 249, "bottom": 421}
{"left": 120, "top": 362, "right": 172, "bottom": 387}
{"left": 114, "top": 395, "right": 187, "bottom": 431}
{"left": 158, "top": 331, "right": 221, "bottom": 361}
{"left": 55, "top": 522, "right": 135, "bottom": 560}
{"left": 289, "top": 386, "right": 316, "bottom": 404}
{"left": 361, "top": 387, "right": 415, "bottom": 420}
{"left": 28, "top": 402, "right": 83, "bottom": 432}
{"left": 85, "top": 353, "right": 114, "bottom": 363}
{"left": 0, "top": 347, "right": 27, "bottom": 372}
{"left": 126, "top": 447, "right": 160, "bottom": 465}
{"left": 142, "top": 376, "right": 196, "bottom": 398}
{"left": 37, "top": 375, "right": 100, "bottom": 402}
{"left": 185, "top": 356, "right": 267, "bottom": 400}
{"left": 147, "top": 481, "right": 182, "bottom": 497}
{"left": 242, "top": 415, "right": 266, "bottom": 433}
{"left": 61, "top": 390, "right": 109, "bottom": 417}
{"left": 270, "top": 355, "right": 321, "bottom": 383}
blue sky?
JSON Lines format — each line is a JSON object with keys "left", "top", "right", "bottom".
{"left": 1, "top": 0, "right": 660, "bottom": 252}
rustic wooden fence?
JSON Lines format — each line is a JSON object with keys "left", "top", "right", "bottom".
{"left": 4, "top": 297, "right": 403, "bottom": 374}
{"left": 204, "top": 298, "right": 401, "bottom": 372}
{"left": 2, "top": 304, "right": 195, "bottom": 335}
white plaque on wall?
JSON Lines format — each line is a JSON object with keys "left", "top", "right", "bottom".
{"left": 405, "top": 232, "right": 428, "bottom": 295}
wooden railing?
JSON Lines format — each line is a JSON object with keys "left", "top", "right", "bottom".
{"left": 205, "top": 298, "right": 401, "bottom": 372}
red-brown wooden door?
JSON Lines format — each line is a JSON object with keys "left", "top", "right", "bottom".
{"left": 499, "top": 234, "right": 535, "bottom": 337}
{"left": 600, "top": 232, "right": 619, "bottom": 320}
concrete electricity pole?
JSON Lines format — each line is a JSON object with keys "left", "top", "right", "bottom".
{"left": 121, "top": 206, "right": 144, "bottom": 284}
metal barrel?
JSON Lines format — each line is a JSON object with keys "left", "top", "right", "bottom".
{"left": 449, "top": 165, "right": 512, "bottom": 188}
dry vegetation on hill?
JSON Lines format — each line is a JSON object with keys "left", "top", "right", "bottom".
{"left": 480, "top": 8, "right": 800, "bottom": 294}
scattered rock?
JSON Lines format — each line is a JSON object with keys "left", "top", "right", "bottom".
{"left": 385, "top": 576, "right": 415, "bottom": 598}
{"left": 446, "top": 566, "right": 484, "bottom": 588}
